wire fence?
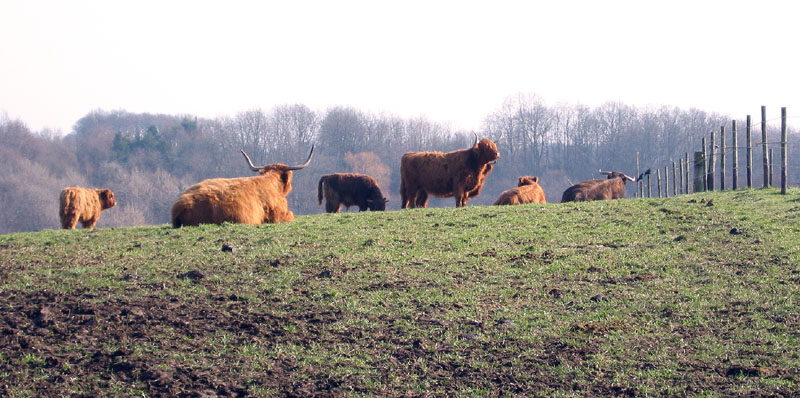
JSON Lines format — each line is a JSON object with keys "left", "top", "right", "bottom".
{"left": 635, "top": 106, "right": 790, "bottom": 198}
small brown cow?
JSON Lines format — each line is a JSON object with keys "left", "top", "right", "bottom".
{"left": 317, "top": 173, "right": 388, "bottom": 213}
{"left": 560, "top": 170, "right": 636, "bottom": 202}
{"left": 59, "top": 187, "right": 117, "bottom": 229}
{"left": 493, "top": 176, "right": 547, "bottom": 205}
{"left": 400, "top": 134, "right": 500, "bottom": 208}
{"left": 171, "top": 146, "right": 313, "bottom": 227}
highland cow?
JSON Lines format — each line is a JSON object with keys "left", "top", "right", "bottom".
{"left": 561, "top": 170, "right": 636, "bottom": 202}
{"left": 317, "top": 173, "right": 388, "bottom": 213}
{"left": 171, "top": 146, "right": 314, "bottom": 227}
{"left": 493, "top": 176, "right": 547, "bottom": 205}
{"left": 400, "top": 134, "right": 499, "bottom": 208}
{"left": 59, "top": 187, "right": 117, "bottom": 229}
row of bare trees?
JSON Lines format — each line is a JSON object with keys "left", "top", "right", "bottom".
{"left": 1, "top": 97, "right": 796, "bottom": 233}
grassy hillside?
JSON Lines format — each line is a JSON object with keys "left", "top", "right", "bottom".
{"left": 1, "top": 188, "right": 799, "bottom": 397}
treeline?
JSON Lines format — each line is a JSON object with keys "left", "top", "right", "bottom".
{"left": 1, "top": 96, "right": 796, "bottom": 233}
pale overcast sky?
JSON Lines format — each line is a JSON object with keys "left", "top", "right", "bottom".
{"left": 0, "top": 0, "right": 797, "bottom": 134}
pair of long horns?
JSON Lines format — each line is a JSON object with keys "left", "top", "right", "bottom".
{"left": 469, "top": 131, "right": 504, "bottom": 147}
{"left": 599, "top": 169, "right": 636, "bottom": 181}
{"left": 241, "top": 144, "right": 315, "bottom": 171}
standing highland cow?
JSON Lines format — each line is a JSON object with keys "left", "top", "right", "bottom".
{"left": 171, "top": 146, "right": 314, "bottom": 227}
{"left": 493, "top": 176, "right": 547, "bottom": 205}
{"left": 400, "top": 134, "right": 499, "bottom": 208}
{"left": 317, "top": 173, "right": 388, "bottom": 213}
{"left": 59, "top": 187, "right": 117, "bottom": 229}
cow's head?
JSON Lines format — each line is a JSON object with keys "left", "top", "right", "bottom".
{"left": 366, "top": 196, "right": 389, "bottom": 211}
{"left": 472, "top": 133, "right": 500, "bottom": 165}
{"left": 241, "top": 145, "right": 314, "bottom": 195}
{"left": 599, "top": 170, "right": 635, "bottom": 183}
{"left": 518, "top": 176, "right": 539, "bottom": 186}
{"left": 98, "top": 189, "right": 117, "bottom": 209}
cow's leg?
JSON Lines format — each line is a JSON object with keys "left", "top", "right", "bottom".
{"left": 271, "top": 209, "right": 294, "bottom": 223}
{"left": 82, "top": 217, "right": 98, "bottom": 229}
{"left": 326, "top": 200, "right": 340, "bottom": 213}
{"left": 401, "top": 184, "right": 413, "bottom": 209}
{"left": 61, "top": 213, "right": 79, "bottom": 229}
{"left": 414, "top": 191, "right": 429, "bottom": 208}
{"left": 454, "top": 186, "right": 468, "bottom": 207}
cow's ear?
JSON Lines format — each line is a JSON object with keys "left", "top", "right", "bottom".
{"left": 532, "top": 176, "right": 539, "bottom": 183}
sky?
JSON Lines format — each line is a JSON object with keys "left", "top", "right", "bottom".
{"left": 1, "top": 0, "right": 798, "bottom": 135}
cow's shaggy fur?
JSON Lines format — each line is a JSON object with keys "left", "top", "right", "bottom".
{"left": 171, "top": 148, "right": 312, "bottom": 227}
{"left": 400, "top": 138, "right": 499, "bottom": 208}
{"left": 59, "top": 187, "right": 116, "bottom": 229}
{"left": 317, "top": 173, "right": 387, "bottom": 213}
{"left": 493, "top": 176, "right": 547, "bottom": 205}
{"left": 561, "top": 172, "right": 634, "bottom": 202}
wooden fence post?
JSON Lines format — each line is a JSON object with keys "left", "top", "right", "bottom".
{"left": 762, "top": 105, "right": 769, "bottom": 188}
{"left": 746, "top": 115, "right": 752, "bottom": 188}
{"left": 685, "top": 153, "right": 691, "bottom": 193}
{"left": 770, "top": 148, "right": 775, "bottom": 187}
{"left": 781, "top": 107, "right": 788, "bottom": 194}
{"left": 679, "top": 159, "right": 684, "bottom": 195}
{"left": 657, "top": 168, "right": 662, "bottom": 198}
{"left": 647, "top": 172, "right": 652, "bottom": 198}
{"left": 637, "top": 152, "right": 643, "bottom": 198}
{"left": 720, "top": 125, "right": 726, "bottom": 190}
{"left": 709, "top": 131, "right": 716, "bottom": 191}
{"left": 672, "top": 160, "right": 677, "bottom": 196}
{"left": 732, "top": 120, "right": 738, "bottom": 190}
{"left": 694, "top": 151, "right": 706, "bottom": 193}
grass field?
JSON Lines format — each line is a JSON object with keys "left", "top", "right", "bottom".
{"left": 1, "top": 188, "right": 799, "bottom": 397}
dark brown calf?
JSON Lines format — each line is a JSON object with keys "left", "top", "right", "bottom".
{"left": 318, "top": 173, "right": 387, "bottom": 213}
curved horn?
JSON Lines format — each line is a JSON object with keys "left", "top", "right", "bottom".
{"left": 241, "top": 149, "right": 260, "bottom": 172}
{"left": 598, "top": 169, "right": 612, "bottom": 175}
{"left": 473, "top": 132, "right": 478, "bottom": 147}
{"left": 623, "top": 174, "right": 636, "bottom": 181}
{"left": 285, "top": 144, "right": 315, "bottom": 171}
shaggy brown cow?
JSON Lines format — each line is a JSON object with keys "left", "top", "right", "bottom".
{"left": 400, "top": 135, "right": 499, "bottom": 208}
{"left": 560, "top": 170, "right": 635, "bottom": 202}
{"left": 493, "top": 176, "right": 547, "bottom": 205}
{"left": 59, "top": 187, "right": 117, "bottom": 229}
{"left": 317, "top": 173, "right": 388, "bottom": 213}
{"left": 171, "top": 146, "right": 313, "bottom": 227}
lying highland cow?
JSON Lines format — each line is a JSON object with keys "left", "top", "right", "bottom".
{"left": 59, "top": 187, "right": 117, "bottom": 229}
{"left": 317, "top": 173, "right": 388, "bottom": 213}
{"left": 493, "top": 176, "right": 547, "bottom": 205}
{"left": 561, "top": 170, "right": 636, "bottom": 202}
{"left": 171, "top": 146, "right": 314, "bottom": 227}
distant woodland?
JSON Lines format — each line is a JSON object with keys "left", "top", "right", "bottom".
{"left": 1, "top": 94, "right": 796, "bottom": 233}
